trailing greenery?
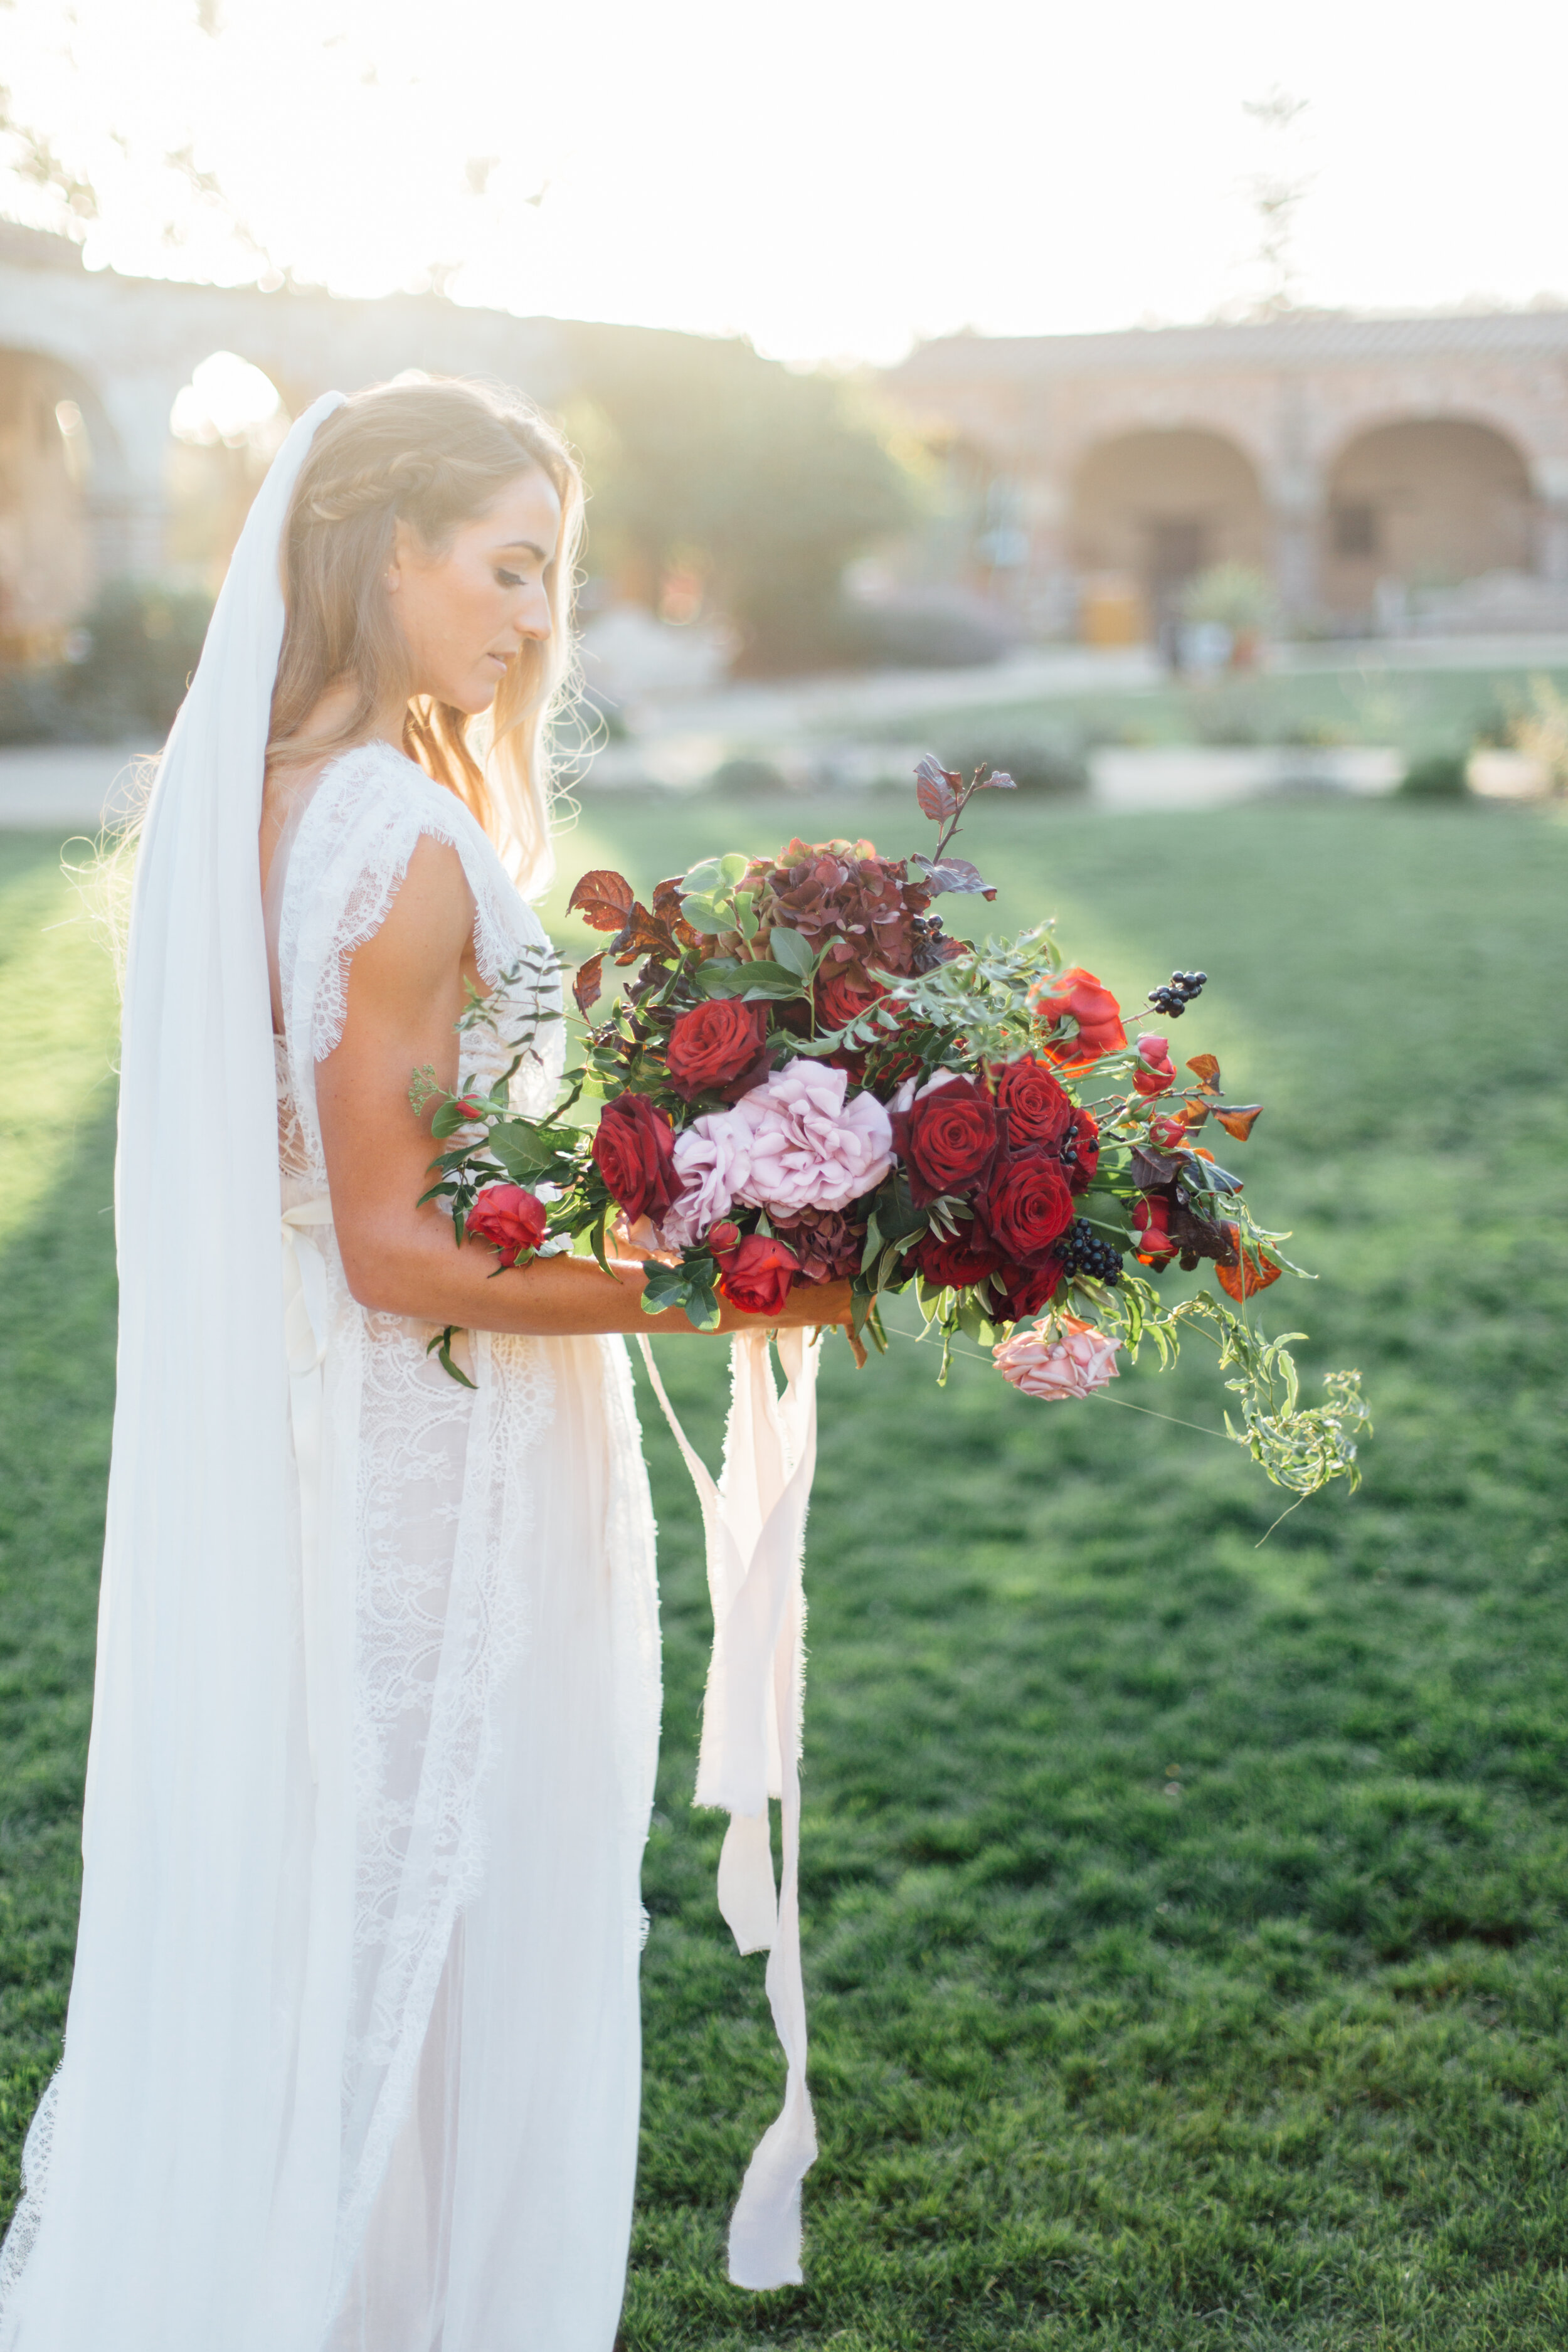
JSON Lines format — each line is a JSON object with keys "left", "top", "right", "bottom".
{"left": 3, "top": 797, "right": 1567, "bottom": 2346}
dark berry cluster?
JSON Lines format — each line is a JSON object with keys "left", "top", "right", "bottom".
{"left": 1055, "top": 1219, "right": 1123, "bottom": 1285}
{"left": 1147, "top": 968, "right": 1207, "bottom": 1018}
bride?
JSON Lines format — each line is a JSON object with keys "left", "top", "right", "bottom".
{"left": 0, "top": 378, "right": 850, "bottom": 2351}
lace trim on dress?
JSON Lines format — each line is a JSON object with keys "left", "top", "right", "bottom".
{"left": 265, "top": 735, "right": 569, "bottom": 2308}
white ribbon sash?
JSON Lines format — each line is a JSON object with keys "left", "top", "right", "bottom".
{"left": 281, "top": 1197, "right": 335, "bottom": 1779}
{"left": 637, "top": 1327, "right": 822, "bottom": 2290}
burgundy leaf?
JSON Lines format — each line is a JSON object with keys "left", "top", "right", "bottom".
{"left": 572, "top": 951, "right": 605, "bottom": 1017}
{"left": 914, "top": 754, "right": 961, "bottom": 823}
{"left": 610, "top": 903, "right": 679, "bottom": 963}
{"left": 567, "top": 867, "right": 637, "bottom": 933}
{"left": 911, "top": 853, "right": 997, "bottom": 900}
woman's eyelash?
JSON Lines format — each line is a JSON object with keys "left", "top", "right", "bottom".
{"left": 495, "top": 567, "right": 526, "bottom": 588}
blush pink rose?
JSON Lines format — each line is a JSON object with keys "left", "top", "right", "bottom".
{"left": 993, "top": 1312, "right": 1121, "bottom": 1401}
{"left": 654, "top": 1111, "right": 755, "bottom": 1250}
{"left": 731, "top": 1057, "right": 894, "bottom": 1217}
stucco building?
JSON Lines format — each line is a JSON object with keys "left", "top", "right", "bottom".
{"left": 881, "top": 310, "right": 1568, "bottom": 638}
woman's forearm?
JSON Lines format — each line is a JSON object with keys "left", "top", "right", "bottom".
{"left": 336, "top": 1205, "right": 842, "bottom": 1337}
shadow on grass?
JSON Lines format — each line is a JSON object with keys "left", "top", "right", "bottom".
{"left": 0, "top": 1094, "right": 117, "bottom": 2215}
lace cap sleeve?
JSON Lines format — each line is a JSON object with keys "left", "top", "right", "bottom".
{"left": 277, "top": 741, "right": 559, "bottom": 1168}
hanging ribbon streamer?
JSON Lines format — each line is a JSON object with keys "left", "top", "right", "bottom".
{"left": 637, "top": 1327, "right": 822, "bottom": 2290}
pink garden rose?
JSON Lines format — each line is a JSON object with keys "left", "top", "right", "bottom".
{"left": 654, "top": 1112, "right": 756, "bottom": 1251}
{"left": 731, "top": 1057, "right": 894, "bottom": 1218}
{"left": 992, "top": 1312, "right": 1121, "bottom": 1402}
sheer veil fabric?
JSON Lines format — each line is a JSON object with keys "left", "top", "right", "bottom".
{"left": 0, "top": 399, "right": 662, "bottom": 2349}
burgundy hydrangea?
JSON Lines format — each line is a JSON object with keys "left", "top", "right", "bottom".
{"left": 749, "top": 839, "right": 940, "bottom": 977}
{"left": 769, "top": 1204, "right": 867, "bottom": 1282}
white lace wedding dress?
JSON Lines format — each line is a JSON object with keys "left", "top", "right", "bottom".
{"left": 0, "top": 734, "right": 662, "bottom": 2350}
{"left": 272, "top": 739, "right": 662, "bottom": 2349}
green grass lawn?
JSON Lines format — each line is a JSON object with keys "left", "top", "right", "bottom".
{"left": 3, "top": 790, "right": 1567, "bottom": 2347}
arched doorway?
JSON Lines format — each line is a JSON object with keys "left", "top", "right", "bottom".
{"left": 0, "top": 349, "right": 109, "bottom": 659}
{"left": 166, "top": 350, "right": 292, "bottom": 590}
{"left": 1069, "top": 428, "right": 1267, "bottom": 644}
{"left": 1323, "top": 417, "right": 1535, "bottom": 622}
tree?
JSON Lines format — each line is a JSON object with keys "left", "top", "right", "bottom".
{"left": 558, "top": 324, "right": 920, "bottom": 675}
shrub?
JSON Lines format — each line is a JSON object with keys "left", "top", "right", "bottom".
{"left": 1397, "top": 751, "right": 1469, "bottom": 798}
{"left": 933, "top": 734, "right": 1089, "bottom": 796}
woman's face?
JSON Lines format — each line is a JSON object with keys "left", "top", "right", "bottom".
{"left": 388, "top": 467, "right": 563, "bottom": 714}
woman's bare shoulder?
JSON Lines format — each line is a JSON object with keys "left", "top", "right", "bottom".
{"left": 341, "top": 831, "right": 475, "bottom": 1029}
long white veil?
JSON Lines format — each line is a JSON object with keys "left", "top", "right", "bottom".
{"left": 0, "top": 396, "right": 351, "bottom": 2351}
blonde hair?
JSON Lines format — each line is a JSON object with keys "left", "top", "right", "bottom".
{"left": 268, "top": 377, "right": 584, "bottom": 894}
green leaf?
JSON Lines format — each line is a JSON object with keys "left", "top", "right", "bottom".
{"left": 683, "top": 1282, "right": 723, "bottom": 1333}
{"left": 486, "top": 1118, "right": 561, "bottom": 1182}
{"left": 768, "top": 926, "right": 815, "bottom": 978}
{"left": 679, "top": 898, "right": 732, "bottom": 935}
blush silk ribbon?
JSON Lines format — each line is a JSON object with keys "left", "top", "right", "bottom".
{"left": 637, "top": 1327, "right": 822, "bottom": 2291}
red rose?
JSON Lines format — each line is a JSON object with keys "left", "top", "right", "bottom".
{"left": 591, "top": 1093, "right": 681, "bottom": 1223}
{"left": 714, "top": 1231, "right": 801, "bottom": 1317}
{"left": 1062, "top": 1107, "right": 1099, "bottom": 1194}
{"left": 982, "top": 1151, "right": 1074, "bottom": 1266}
{"left": 666, "top": 1000, "right": 770, "bottom": 1100}
{"left": 1133, "top": 1194, "right": 1175, "bottom": 1266}
{"left": 1029, "top": 966, "right": 1127, "bottom": 1071}
{"left": 815, "top": 961, "right": 887, "bottom": 1033}
{"left": 912, "top": 1216, "right": 1005, "bottom": 1291}
{"left": 1132, "top": 1032, "right": 1177, "bottom": 1098}
{"left": 1147, "top": 1111, "right": 1188, "bottom": 1150}
{"left": 992, "top": 1057, "right": 1073, "bottom": 1149}
{"left": 892, "top": 1076, "right": 1000, "bottom": 1206}
{"left": 992, "top": 1255, "right": 1064, "bottom": 1323}
{"left": 465, "top": 1183, "right": 548, "bottom": 1269}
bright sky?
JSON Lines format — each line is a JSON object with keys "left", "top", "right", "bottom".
{"left": 5, "top": 0, "right": 1568, "bottom": 366}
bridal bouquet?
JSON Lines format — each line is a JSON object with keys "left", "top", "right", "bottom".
{"left": 414, "top": 760, "right": 1367, "bottom": 1498}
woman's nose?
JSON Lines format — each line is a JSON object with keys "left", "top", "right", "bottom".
{"left": 514, "top": 585, "right": 552, "bottom": 644}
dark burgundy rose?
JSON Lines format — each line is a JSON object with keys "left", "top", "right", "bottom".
{"left": 464, "top": 1184, "right": 548, "bottom": 1269}
{"left": 992, "top": 1057, "right": 1073, "bottom": 1150}
{"left": 892, "top": 1076, "right": 1000, "bottom": 1206}
{"left": 665, "top": 999, "right": 770, "bottom": 1101}
{"left": 992, "top": 1254, "right": 1064, "bottom": 1322}
{"left": 714, "top": 1232, "right": 801, "bottom": 1317}
{"left": 912, "top": 1217, "right": 1005, "bottom": 1291}
{"left": 983, "top": 1150, "right": 1075, "bottom": 1265}
{"left": 590, "top": 1093, "right": 681, "bottom": 1222}
{"left": 1062, "top": 1107, "right": 1099, "bottom": 1195}
{"left": 815, "top": 961, "right": 887, "bottom": 1033}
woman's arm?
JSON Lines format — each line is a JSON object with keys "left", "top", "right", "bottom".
{"left": 315, "top": 835, "right": 852, "bottom": 1339}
